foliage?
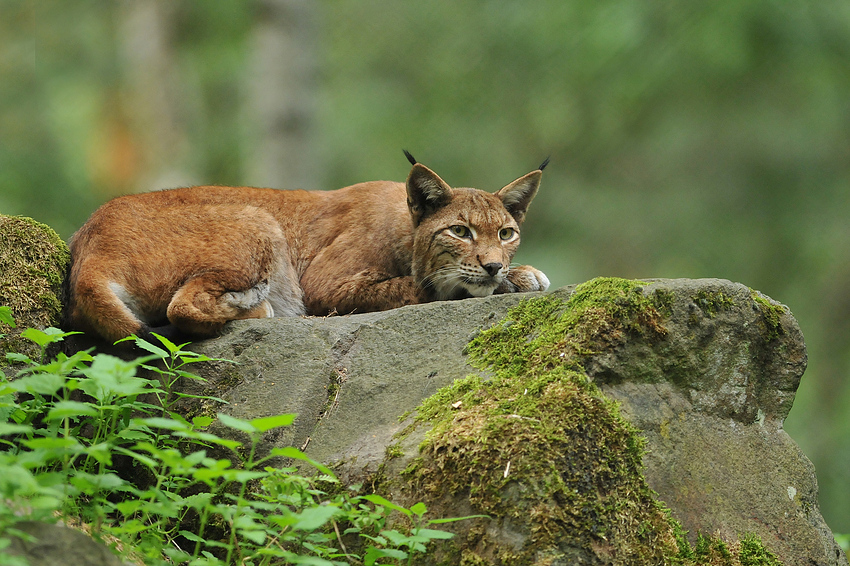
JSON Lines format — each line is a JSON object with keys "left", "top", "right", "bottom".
{"left": 0, "top": 315, "right": 464, "bottom": 565}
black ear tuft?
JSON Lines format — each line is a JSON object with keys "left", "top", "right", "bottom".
{"left": 403, "top": 149, "right": 418, "bottom": 166}
{"left": 538, "top": 156, "right": 551, "bottom": 171}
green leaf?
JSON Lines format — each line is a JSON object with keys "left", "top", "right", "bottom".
{"left": 180, "top": 492, "right": 214, "bottom": 510}
{"left": 132, "top": 337, "right": 169, "bottom": 359}
{"left": 79, "top": 354, "right": 151, "bottom": 401}
{"left": 281, "top": 554, "right": 338, "bottom": 566}
{"left": 5, "top": 352, "right": 31, "bottom": 364}
{"left": 175, "top": 353, "right": 216, "bottom": 365}
{"left": 412, "top": 528, "right": 455, "bottom": 540}
{"left": 410, "top": 502, "right": 427, "bottom": 517}
{"left": 10, "top": 372, "right": 66, "bottom": 395}
{"left": 381, "top": 529, "right": 412, "bottom": 546}
{"left": 193, "top": 466, "right": 259, "bottom": 485}
{"left": 192, "top": 415, "right": 215, "bottom": 428}
{"left": 114, "top": 499, "right": 144, "bottom": 516}
{"left": 360, "top": 494, "right": 412, "bottom": 517}
{"left": 22, "top": 436, "right": 84, "bottom": 460}
{"left": 291, "top": 504, "right": 340, "bottom": 531}
{"left": 364, "top": 547, "right": 407, "bottom": 566}
{"left": 228, "top": 469, "right": 267, "bottom": 483}
{"left": 175, "top": 429, "right": 242, "bottom": 450}
{"left": 70, "top": 471, "right": 126, "bottom": 492}
{"left": 0, "top": 423, "right": 33, "bottom": 436}
{"left": 46, "top": 400, "right": 99, "bottom": 420}
{"left": 171, "top": 391, "right": 228, "bottom": 403}
{"left": 217, "top": 412, "right": 256, "bottom": 433}
{"left": 0, "top": 306, "right": 15, "bottom": 327}
{"left": 85, "top": 442, "right": 114, "bottom": 466}
{"left": 109, "top": 518, "right": 148, "bottom": 535}
{"left": 112, "top": 446, "right": 158, "bottom": 469}
{"left": 177, "top": 529, "right": 206, "bottom": 543}
{"left": 21, "top": 327, "right": 76, "bottom": 347}
{"left": 237, "top": 527, "right": 267, "bottom": 545}
{"left": 250, "top": 413, "right": 296, "bottom": 432}
{"left": 114, "top": 428, "right": 152, "bottom": 441}
{"left": 133, "top": 417, "right": 192, "bottom": 431}
{"left": 233, "top": 514, "right": 264, "bottom": 530}
{"left": 150, "top": 332, "right": 190, "bottom": 355}
{"left": 268, "top": 446, "right": 335, "bottom": 478}
{"left": 428, "top": 514, "right": 489, "bottom": 524}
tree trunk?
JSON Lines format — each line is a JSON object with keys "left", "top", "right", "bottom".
{"left": 246, "top": 0, "right": 319, "bottom": 191}
{"left": 116, "top": 0, "right": 194, "bottom": 193}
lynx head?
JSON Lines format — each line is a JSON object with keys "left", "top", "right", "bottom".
{"left": 404, "top": 151, "right": 547, "bottom": 300}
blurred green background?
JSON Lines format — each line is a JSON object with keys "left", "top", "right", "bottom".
{"left": 1, "top": 0, "right": 848, "bottom": 534}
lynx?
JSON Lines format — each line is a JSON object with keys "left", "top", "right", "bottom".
{"left": 66, "top": 152, "right": 550, "bottom": 342}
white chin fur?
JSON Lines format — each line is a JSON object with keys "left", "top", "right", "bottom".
{"left": 432, "top": 276, "right": 498, "bottom": 300}
{"left": 463, "top": 282, "right": 499, "bottom": 297}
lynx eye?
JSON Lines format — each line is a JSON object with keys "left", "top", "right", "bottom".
{"left": 450, "top": 225, "right": 472, "bottom": 239}
{"left": 499, "top": 227, "right": 516, "bottom": 240}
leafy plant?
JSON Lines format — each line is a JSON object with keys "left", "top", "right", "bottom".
{"left": 0, "top": 314, "right": 473, "bottom": 565}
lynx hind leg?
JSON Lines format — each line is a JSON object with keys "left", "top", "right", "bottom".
{"left": 496, "top": 265, "right": 551, "bottom": 294}
{"left": 166, "top": 273, "right": 274, "bottom": 337}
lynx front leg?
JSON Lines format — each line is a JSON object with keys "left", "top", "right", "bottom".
{"left": 166, "top": 274, "right": 275, "bottom": 337}
{"left": 495, "top": 265, "right": 550, "bottom": 294}
{"left": 302, "top": 270, "right": 428, "bottom": 315}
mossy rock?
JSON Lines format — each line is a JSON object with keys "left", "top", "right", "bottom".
{"left": 0, "top": 215, "right": 70, "bottom": 364}
{"left": 379, "top": 280, "right": 669, "bottom": 564}
{"left": 373, "top": 279, "right": 822, "bottom": 565}
{"left": 184, "top": 278, "right": 843, "bottom": 566}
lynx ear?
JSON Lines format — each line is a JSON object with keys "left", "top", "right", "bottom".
{"left": 495, "top": 169, "right": 543, "bottom": 225}
{"left": 406, "top": 163, "right": 453, "bottom": 226}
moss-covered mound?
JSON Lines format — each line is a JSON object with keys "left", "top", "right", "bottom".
{"left": 0, "top": 215, "right": 70, "bottom": 362}
{"left": 392, "top": 278, "right": 783, "bottom": 565}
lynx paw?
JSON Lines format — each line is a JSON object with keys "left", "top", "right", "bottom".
{"left": 499, "top": 265, "right": 550, "bottom": 294}
{"left": 224, "top": 282, "right": 274, "bottom": 317}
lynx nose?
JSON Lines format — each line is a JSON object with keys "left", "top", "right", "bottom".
{"left": 482, "top": 262, "right": 503, "bottom": 277}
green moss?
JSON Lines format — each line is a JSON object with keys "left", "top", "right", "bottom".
{"left": 385, "top": 443, "right": 404, "bottom": 460}
{"left": 692, "top": 290, "right": 735, "bottom": 318}
{"left": 392, "top": 277, "right": 785, "bottom": 565}
{"left": 464, "top": 277, "right": 669, "bottom": 381}
{"left": 738, "top": 533, "right": 783, "bottom": 566}
{"left": 0, "top": 215, "right": 70, "bottom": 363}
{"left": 750, "top": 292, "right": 786, "bottom": 341}
{"left": 319, "top": 369, "right": 345, "bottom": 419}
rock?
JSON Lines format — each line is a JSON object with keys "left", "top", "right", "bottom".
{"left": 169, "top": 278, "right": 844, "bottom": 564}
{"left": 0, "top": 215, "right": 70, "bottom": 364}
{"left": 584, "top": 280, "right": 841, "bottom": 565}
{"left": 5, "top": 521, "right": 128, "bottom": 566}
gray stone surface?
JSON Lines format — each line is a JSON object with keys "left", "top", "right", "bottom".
{"left": 188, "top": 291, "right": 534, "bottom": 468}
{"left": 5, "top": 521, "right": 127, "bottom": 566}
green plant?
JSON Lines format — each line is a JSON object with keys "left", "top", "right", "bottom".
{"left": 0, "top": 314, "right": 471, "bottom": 565}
